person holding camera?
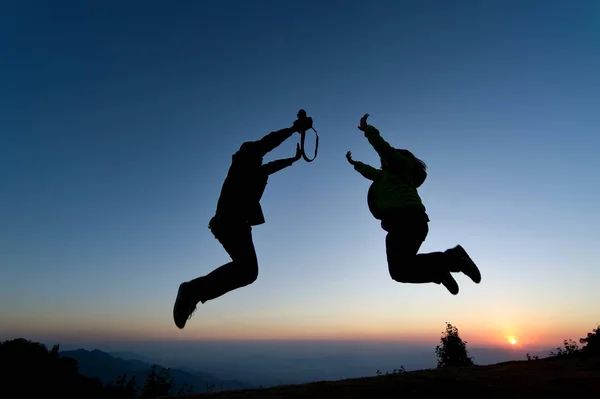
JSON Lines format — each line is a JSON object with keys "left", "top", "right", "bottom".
{"left": 173, "top": 111, "right": 314, "bottom": 329}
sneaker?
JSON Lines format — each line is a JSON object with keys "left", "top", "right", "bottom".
{"left": 173, "top": 282, "right": 197, "bottom": 329}
{"left": 441, "top": 272, "right": 459, "bottom": 295}
{"left": 449, "top": 245, "right": 481, "bottom": 284}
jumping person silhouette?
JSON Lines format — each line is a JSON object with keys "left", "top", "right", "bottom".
{"left": 345, "top": 113, "right": 481, "bottom": 295}
{"left": 173, "top": 112, "right": 314, "bottom": 329}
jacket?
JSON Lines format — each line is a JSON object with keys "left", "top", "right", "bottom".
{"left": 354, "top": 125, "right": 426, "bottom": 220}
{"left": 215, "top": 150, "right": 268, "bottom": 226}
{"left": 214, "top": 126, "right": 298, "bottom": 226}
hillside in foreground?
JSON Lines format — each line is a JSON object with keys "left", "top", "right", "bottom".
{"left": 161, "top": 354, "right": 600, "bottom": 398}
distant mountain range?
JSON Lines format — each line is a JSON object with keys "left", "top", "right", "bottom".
{"left": 60, "top": 348, "right": 255, "bottom": 394}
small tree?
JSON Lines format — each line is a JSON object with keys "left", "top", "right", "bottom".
{"left": 205, "top": 381, "right": 217, "bottom": 393}
{"left": 177, "top": 382, "right": 195, "bottom": 394}
{"left": 580, "top": 325, "right": 600, "bottom": 354}
{"left": 139, "top": 365, "right": 174, "bottom": 399}
{"left": 549, "top": 339, "right": 580, "bottom": 357}
{"left": 435, "top": 322, "right": 475, "bottom": 368}
{"left": 106, "top": 374, "right": 138, "bottom": 399}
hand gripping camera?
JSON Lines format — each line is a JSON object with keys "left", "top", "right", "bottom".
{"left": 296, "top": 109, "right": 319, "bottom": 162}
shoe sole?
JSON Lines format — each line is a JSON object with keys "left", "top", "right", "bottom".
{"left": 173, "top": 283, "right": 190, "bottom": 329}
{"left": 455, "top": 245, "right": 481, "bottom": 284}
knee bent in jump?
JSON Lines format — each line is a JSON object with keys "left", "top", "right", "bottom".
{"left": 388, "top": 264, "right": 429, "bottom": 284}
{"left": 234, "top": 258, "right": 259, "bottom": 286}
{"left": 389, "top": 268, "right": 412, "bottom": 283}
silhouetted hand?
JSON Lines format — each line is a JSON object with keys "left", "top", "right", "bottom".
{"left": 357, "top": 113, "right": 369, "bottom": 131}
{"left": 293, "top": 116, "right": 313, "bottom": 133}
{"left": 294, "top": 143, "right": 302, "bottom": 161}
{"left": 345, "top": 151, "right": 356, "bottom": 165}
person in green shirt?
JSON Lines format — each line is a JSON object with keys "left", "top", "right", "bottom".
{"left": 345, "top": 113, "right": 481, "bottom": 295}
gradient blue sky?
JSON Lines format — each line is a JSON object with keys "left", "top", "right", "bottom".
{"left": 2, "top": 0, "right": 599, "bottom": 347}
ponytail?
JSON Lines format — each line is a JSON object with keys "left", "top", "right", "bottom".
{"left": 396, "top": 149, "right": 427, "bottom": 188}
{"left": 413, "top": 157, "right": 427, "bottom": 188}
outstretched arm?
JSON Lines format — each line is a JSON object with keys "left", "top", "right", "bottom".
{"left": 346, "top": 151, "right": 382, "bottom": 181}
{"left": 254, "top": 126, "right": 299, "bottom": 157}
{"left": 254, "top": 113, "right": 314, "bottom": 157}
{"left": 261, "top": 144, "right": 302, "bottom": 175}
{"left": 354, "top": 161, "right": 382, "bottom": 181}
{"left": 358, "top": 114, "right": 410, "bottom": 168}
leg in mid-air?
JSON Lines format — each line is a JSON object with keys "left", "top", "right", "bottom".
{"left": 444, "top": 244, "right": 481, "bottom": 284}
{"left": 383, "top": 213, "right": 459, "bottom": 294}
{"left": 348, "top": 113, "right": 481, "bottom": 294}
{"left": 173, "top": 216, "right": 259, "bottom": 329}
{"left": 173, "top": 110, "right": 317, "bottom": 329}
{"left": 382, "top": 211, "right": 480, "bottom": 295}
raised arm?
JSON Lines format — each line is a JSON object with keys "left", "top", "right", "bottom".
{"left": 358, "top": 114, "right": 411, "bottom": 170}
{"left": 261, "top": 144, "right": 302, "bottom": 175}
{"left": 253, "top": 113, "right": 314, "bottom": 157}
{"left": 353, "top": 161, "right": 382, "bottom": 181}
{"left": 363, "top": 125, "right": 412, "bottom": 168}
{"left": 345, "top": 151, "right": 382, "bottom": 181}
{"left": 253, "top": 126, "right": 299, "bottom": 158}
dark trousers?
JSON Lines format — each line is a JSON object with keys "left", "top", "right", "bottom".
{"left": 381, "top": 208, "right": 454, "bottom": 284}
{"left": 190, "top": 214, "right": 259, "bottom": 304}
{"left": 189, "top": 125, "right": 300, "bottom": 304}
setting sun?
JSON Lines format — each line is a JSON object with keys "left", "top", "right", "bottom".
{"left": 508, "top": 337, "right": 517, "bottom": 345}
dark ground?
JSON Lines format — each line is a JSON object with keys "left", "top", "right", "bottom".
{"left": 160, "top": 354, "right": 600, "bottom": 398}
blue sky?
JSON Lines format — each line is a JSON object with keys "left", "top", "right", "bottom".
{"left": 1, "top": 0, "right": 599, "bottom": 347}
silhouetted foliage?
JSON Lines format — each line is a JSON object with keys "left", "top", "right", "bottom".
{"left": 139, "top": 364, "right": 174, "bottom": 398}
{"left": 376, "top": 366, "right": 406, "bottom": 376}
{"left": 435, "top": 322, "right": 475, "bottom": 368}
{"left": 526, "top": 353, "right": 540, "bottom": 361}
{"left": 205, "top": 380, "right": 217, "bottom": 392}
{"left": 0, "top": 338, "right": 198, "bottom": 398}
{"left": 177, "top": 381, "right": 195, "bottom": 394}
{"left": 580, "top": 325, "right": 600, "bottom": 354}
{"left": 549, "top": 339, "right": 580, "bottom": 358}
{"left": 105, "top": 374, "right": 139, "bottom": 399}
{"left": 0, "top": 338, "right": 108, "bottom": 397}
{"left": 529, "top": 326, "right": 600, "bottom": 361}
{"left": 107, "top": 365, "right": 193, "bottom": 398}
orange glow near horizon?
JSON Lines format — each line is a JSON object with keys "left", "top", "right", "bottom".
{"left": 2, "top": 311, "right": 595, "bottom": 349}
{"left": 0, "top": 323, "right": 546, "bottom": 349}
{"left": 0, "top": 324, "right": 588, "bottom": 351}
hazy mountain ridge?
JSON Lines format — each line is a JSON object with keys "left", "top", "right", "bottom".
{"left": 56, "top": 341, "right": 551, "bottom": 389}
{"left": 60, "top": 348, "right": 255, "bottom": 393}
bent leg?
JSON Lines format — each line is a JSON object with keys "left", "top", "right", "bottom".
{"left": 383, "top": 211, "right": 460, "bottom": 294}
{"left": 386, "top": 230, "right": 447, "bottom": 284}
{"left": 386, "top": 232, "right": 459, "bottom": 294}
{"left": 189, "top": 222, "right": 259, "bottom": 304}
{"left": 172, "top": 217, "right": 259, "bottom": 329}
{"left": 446, "top": 245, "right": 481, "bottom": 283}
